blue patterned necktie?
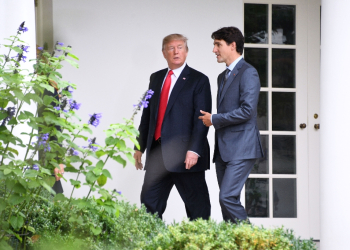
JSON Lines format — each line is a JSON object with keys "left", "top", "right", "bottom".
{"left": 220, "top": 69, "right": 231, "bottom": 96}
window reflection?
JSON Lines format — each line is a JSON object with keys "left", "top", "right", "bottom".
{"left": 272, "top": 5, "right": 296, "bottom": 45}
{"left": 246, "top": 178, "right": 269, "bottom": 217}
{"left": 244, "top": 4, "right": 268, "bottom": 44}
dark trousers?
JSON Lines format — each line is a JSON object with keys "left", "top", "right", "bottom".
{"left": 141, "top": 140, "right": 211, "bottom": 220}
{"left": 215, "top": 154, "right": 255, "bottom": 222}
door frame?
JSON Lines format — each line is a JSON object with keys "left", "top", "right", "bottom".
{"left": 242, "top": 0, "right": 320, "bottom": 239}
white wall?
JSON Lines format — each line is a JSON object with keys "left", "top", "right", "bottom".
{"left": 320, "top": 0, "right": 350, "bottom": 248}
{"left": 52, "top": 0, "right": 243, "bottom": 223}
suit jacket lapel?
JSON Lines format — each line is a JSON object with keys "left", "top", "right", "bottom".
{"left": 218, "top": 59, "right": 245, "bottom": 107}
{"left": 164, "top": 64, "right": 190, "bottom": 117}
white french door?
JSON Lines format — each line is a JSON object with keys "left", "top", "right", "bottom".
{"left": 242, "top": 0, "right": 321, "bottom": 239}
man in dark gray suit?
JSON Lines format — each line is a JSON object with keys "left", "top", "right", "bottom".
{"left": 134, "top": 34, "right": 212, "bottom": 220}
{"left": 199, "top": 27, "right": 263, "bottom": 223}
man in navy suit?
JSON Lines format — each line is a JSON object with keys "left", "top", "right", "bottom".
{"left": 134, "top": 34, "right": 212, "bottom": 220}
{"left": 199, "top": 27, "right": 263, "bottom": 223}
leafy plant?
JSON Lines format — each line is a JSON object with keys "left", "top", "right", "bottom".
{"left": 0, "top": 22, "right": 153, "bottom": 249}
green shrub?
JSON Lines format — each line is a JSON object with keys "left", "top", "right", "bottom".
{"left": 135, "top": 219, "right": 316, "bottom": 250}
{"left": 27, "top": 198, "right": 166, "bottom": 250}
{"left": 27, "top": 197, "right": 316, "bottom": 250}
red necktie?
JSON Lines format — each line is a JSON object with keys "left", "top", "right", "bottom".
{"left": 155, "top": 70, "right": 173, "bottom": 140}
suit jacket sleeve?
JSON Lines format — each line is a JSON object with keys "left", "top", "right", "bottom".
{"left": 212, "top": 67, "right": 260, "bottom": 129}
{"left": 136, "top": 74, "right": 155, "bottom": 153}
{"left": 188, "top": 74, "right": 212, "bottom": 155}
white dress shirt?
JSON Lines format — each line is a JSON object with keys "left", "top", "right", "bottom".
{"left": 161, "top": 62, "right": 187, "bottom": 101}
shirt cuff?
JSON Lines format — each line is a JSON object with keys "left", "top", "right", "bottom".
{"left": 188, "top": 150, "right": 200, "bottom": 157}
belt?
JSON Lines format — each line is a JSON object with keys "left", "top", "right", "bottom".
{"left": 155, "top": 137, "right": 161, "bottom": 144}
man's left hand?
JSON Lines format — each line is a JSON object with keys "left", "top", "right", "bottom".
{"left": 184, "top": 151, "right": 198, "bottom": 170}
{"left": 199, "top": 110, "right": 212, "bottom": 127}
{"left": 54, "top": 164, "right": 65, "bottom": 181}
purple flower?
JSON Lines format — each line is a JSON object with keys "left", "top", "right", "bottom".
{"left": 69, "top": 147, "right": 79, "bottom": 156}
{"left": 33, "top": 133, "right": 50, "bottom": 152}
{"left": 0, "top": 107, "right": 16, "bottom": 126}
{"left": 133, "top": 89, "right": 154, "bottom": 110}
{"left": 44, "top": 144, "right": 51, "bottom": 152}
{"left": 141, "top": 100, "right": 149, "bottom": 108}
{"left": 32, "top": 164, "right": 39, "bottom": 171}
{"left": 88, "top": 113, "right": 102, "bottom": 127}
{"left": 117, "top": 191, "right": 122, "bottom": 195}
{"left": 63, "top": 86, "right": 74, "bottom": 94}
{"left": 57, "top": 42, "right": 64, "bottom": 46}
{"left": 83, "top": 138, "right": 99, "bottom": 152}
{"left": 11, "top": 53, "right": 26, "bottom": 63}
{"left": 54, "top": 106, "right": 60, "bottom": 111}
{"left": 38, "top": 47, "right": 43, "bottom": 51}
{"left": 68, "top": 99, "right": 81, "bottom": 111}
{"left": 18, "top": 22, "right": 28, "bottom": 33}
{"left": 23, "top": 46, "right": 30, "bottom": 53}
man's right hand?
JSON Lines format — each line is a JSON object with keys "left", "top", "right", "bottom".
{"left": 134, "top": 150, "right": 143, "bottom": 170}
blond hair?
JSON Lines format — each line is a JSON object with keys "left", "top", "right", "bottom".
{"left": 162, "top": 34, "right": 188, "bottom": 51}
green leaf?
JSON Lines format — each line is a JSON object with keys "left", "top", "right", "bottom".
{"left": 93, "top": 167, "right": 102, "bottom": 176}
{"left": 7, "top": 117, "right": 18, "bottom": 125}
{"left": 7, "top": 147, "right": 19, "bottom": 156}
{"left": 0, "top": 112, "right": 7, "bottom": 120}
{"left": 39, "top": 180, "right": 56, "bottom": 194}
{"left": 25, "top": 93, "right": 43, "bottom": 105}
{"left": 12, "top": 46, "right": 23, "bottom": 53}
{"left": 43, "top": 95, "right": 58, "bottom": 106}
{"left": 24, "top": 169, "right": 39, "bottom": 178}
{"left": 105, "top": 136, "right": 118, "bottom": 146}
{"left": 112, "top": 155, "right": 126, "bottom": 168}
{"left": 117, "top": 139, "right": 126, "bottom": 151}
{"left": 65, "top": 58, "right": 79, "bottom": 68}
{"left": 96, "top": 160, "right": 104, "bottom": 169}
{"left": 12, "top": 89, "right": 24, "bottom": 100}
{"left": 0, "top": 240, "right": 13, "bottom": 250}
{"left": 90, "top": 226, "right": 102, "bottom": 235}
{"left": 27, "top": 180, "right": 41, "bottom": 189}
{"left": 0, "top": 198, "right": 7, "bottom": 212}
{"left": 3, "top": 168, "right": 12, "bottom": 175}
{"left": 102, "top": 169, "right": 113, "bottom": 179}
{"left": 17, "top": 112, "right": 28, "bottom": 121}
{"left": 43, "top": 175, "right": 56, "bottom": 187}
{"left": 10, "top": 216, "right": 24, "bottom": 230}
{"left": 13, "top": 183, "right": 26, "bottom": 194}
{"left": 125, "top": 152, "right": 135, "bottom": 165}
{"left": 64, "top": 166, "right": 79, "bottom": 173}
{"left": 97, "top": 175, "right": 107, "bottom": 187}
{"left": 67, "top": 52, "right": 79, "bottom": 60}
{"left": 53, "top": 193, "right": 67, "bottom": 202}
{"left": 8, "top": 194, "right": 25, "bottom": 206}
{"left": 24, "top": 225, "right": 36, "bottom": 233}
{"left": 95, "top": 150, "right": 106, "bottom": 158}
{"left": 71, "top": 199, "right": 89, "bottom": 209}
{"left": 69, "top": 179, "right": 81, "bottom": 189}
{"left": 39, "top": 83, "right": 54, "bottom": 93}
{"left": 85, "top": 171, "right": 98, "bottom": 184}
{"left": 70, "top": 156, "right": 81, "bottom": 163}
